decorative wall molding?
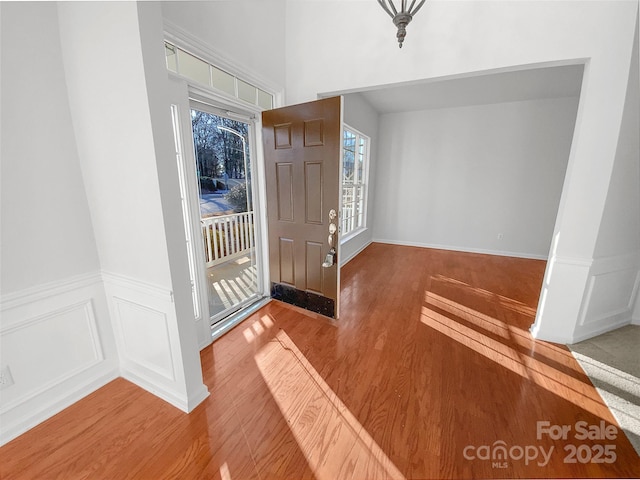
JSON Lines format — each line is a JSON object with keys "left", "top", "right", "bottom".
{"left": 0, "top": 301, "right": 104, "bottom": 413}
{"left": 102, "top": 270, "right": 208, "bottom": 413}
{"left": 111, "top": 297, "right": 176, "bottom": 382}
{"left": 1, "top": 271, "right": 102, "bottom": 313}
{"left": 1, "top": 268, "right": 210, "bottom": 445}
{"left": 163, "top": 19, "right": 283, "bottom": 98}
{"left": 551, "top": 255, "right": 593, "bottom": 268}
{"left": 101, "top": 270, "right": 173, "bottom": 303}
{"left": 573, "top": 251, "right": 640, "bottom": 341}
{"left": 0, "top": 273, "right": 119, "bottom": 446}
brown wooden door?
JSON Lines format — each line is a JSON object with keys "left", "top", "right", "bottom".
{"left": 262, "top": 97, "right": 342, "bottom": 318}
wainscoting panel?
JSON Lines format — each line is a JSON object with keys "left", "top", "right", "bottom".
{"left": 112, "top": 297, "right": 175, "bottom": 381}
{"left": 1, "top": 301, "right": 103, "bottom": 410}
{"left": 574, "top": 252, "right": 640, "bottom": 342}
{"left": 102, "top": 271, "right": 209, "bottom": 413}
{"left": 0, "top": 273, "right": 119, "bottom": 446}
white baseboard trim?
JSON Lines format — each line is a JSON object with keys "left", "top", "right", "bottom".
{"left": 120, "top": 368, "right": 209, "bottom": 413}
{"left": 529, "top": 323, "right": 569, "bottom": 345}
{"left": 1, "top": 268, "right": 211, "bottom": 445}
{"left": 570, "top": 318, "right": 633, "bottom": 344}
{"left": 103, "top": 270, "right": 209, "bottom": 414}
{"left": 372, "top": 238, "right": 548, "bottom": 260}
{"left": 341, "top": 240, "right": 373, "bottom": 266}
{"left": 0, "top": 271, "right": 119, "bottom": 446}
{"left": 1, "top": 368, "right": 118, "bottom": 446}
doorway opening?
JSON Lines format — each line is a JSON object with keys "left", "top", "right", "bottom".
{"left": 190, "top": 105, "right": 263, "bottom": 325}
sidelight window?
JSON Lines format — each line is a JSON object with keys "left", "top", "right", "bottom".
{"left": 342, "top": 126, "right": 369, "bottom": 237}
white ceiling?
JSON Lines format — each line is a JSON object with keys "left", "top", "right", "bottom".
{"left": 355, "top": 64, "right": 584, "bottom": 114}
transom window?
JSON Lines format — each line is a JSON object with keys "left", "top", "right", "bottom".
{"left": 165, "top": 41, "right": 273, "bottom": 110}
{"left": 342, "top": 126, "right": 369, "bottom": 237}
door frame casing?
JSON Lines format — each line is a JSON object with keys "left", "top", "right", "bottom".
{"left": 168, "top": 75, "right": 272, "bottom": 346}
{"left": 168, "top": 76, "right": 211, "bottom": 349}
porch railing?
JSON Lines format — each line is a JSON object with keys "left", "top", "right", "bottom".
{"left": 202, "top": 211, "right": 254, "bottom": 268}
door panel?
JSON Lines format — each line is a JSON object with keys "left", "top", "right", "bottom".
{"left": 262, "top": 97, "right": 342, "bottom": 318}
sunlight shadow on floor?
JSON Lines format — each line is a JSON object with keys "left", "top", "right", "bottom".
{"left": 425, "top": 291, "right": 583, "bottom": 373}
{"left": 420, "top": 303, "right": 612, "bottom": 421}
{"left": 570, "top": 326, "right": 640, "bottom": 456}
{"left": 431, "top": 274, "right": 538, "bottom": 318}
{"left": 244, "top": 316, "right": 405, "bottom": 480}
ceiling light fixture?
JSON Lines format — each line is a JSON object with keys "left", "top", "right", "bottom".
{"left": 378, "top": 0, "right": 426, "bottom": 48}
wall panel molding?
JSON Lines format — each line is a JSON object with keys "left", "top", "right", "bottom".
{"left": 0, "top": 301, "right": 104, "bottom": 413}
{"left": 0, "top": 273, "right": 118, "bottom": 446}
{"left": 102, "top": 270, "right": 208, "bottom": 413}
{"left": 573, "top": 251, "right": 640, "bottom": 342}
{"left": 1, "top": 272, "right": 102, "bottom": 314}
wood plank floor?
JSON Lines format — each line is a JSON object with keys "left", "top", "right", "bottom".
{"left": 1, "top": 243, "right": 639, "bottom": 479}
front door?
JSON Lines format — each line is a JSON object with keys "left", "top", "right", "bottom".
{"left": 262, "top": 97, "right": 342, "bottom": 318}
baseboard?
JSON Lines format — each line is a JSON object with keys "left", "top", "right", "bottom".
{"left": 0, "top": 368, "right": 118, "bottom": 446}
{"left": 570, "top": 318, "right": 633, "bottom": 344}
{"left": 372, "top": 238, "right": 548, "bottom": 260}
{"left": 0, "top": 272, "right": 119, "bottom": 446}
{"left": 529, "top": 323, "right": 569, "bottom": 346}
{"left": 102, "top": 270, "right": 209, "bottom": 414}
{"left": 0, "top": 269, "right": 210, "bottom": 445}
{"left": 120, "top": 368, "right": 209, "bottom": 413}
{"left": 341, "top": 240, "right": 373, "bottom": 266}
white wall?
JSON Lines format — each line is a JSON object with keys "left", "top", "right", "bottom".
{"left": 0, "top": 2, "right": 100, "bottom": 294}
{"left": 372, "top": 97, "right": 579, "bottom": 259}
{"left": 58, "top": 2, "right": 171, "bottom": 286}
{"left": 285, "top": 0, "right": 639, "bottom": 344}
{"left": 161, "top": 0, "right": 286, "bottom": 92}
{"left": 340, "top": 93, "right": 379, "bottom": 265}
{"left": 58, "top": 1, "right": 208, "bottom": 413}
{"left": 0, "top": 2, "right": 119, "bottom": 445}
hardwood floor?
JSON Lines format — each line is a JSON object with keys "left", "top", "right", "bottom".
{"left": 1, "top": 243, "right": 639, "bottom": 479}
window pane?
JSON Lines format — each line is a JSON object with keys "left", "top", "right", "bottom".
{"left": 357, "top": 138, "right": 365, "bottom": 182}
{"left": 165, "top": 43, "right": 177, "bottom": 72}
{"left": 177, "top": 49, "right": 210, "bottom": 85}
{"left": 258, "top": 89, "right": 273, "bottom": 110}
{"left": 343, "top": 130, "right": 356, "bottom": 183}
{"left": 341, "top": 127, "right": 369, "bottom": 236}
{"left": 237, "top": 79, "right": 257, "bottom": 104}
{"left": 211, "top": 66, "right": 235, "bottom": 95}
{"left": 165, "top": 43, "right": 274, "bottom": 112}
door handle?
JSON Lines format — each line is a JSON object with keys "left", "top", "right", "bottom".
{"left": 323, "top": 247, "right": 337, "bottom": 268}
{"left": 323, "top": 210, "right": 338, "bottom": 268}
